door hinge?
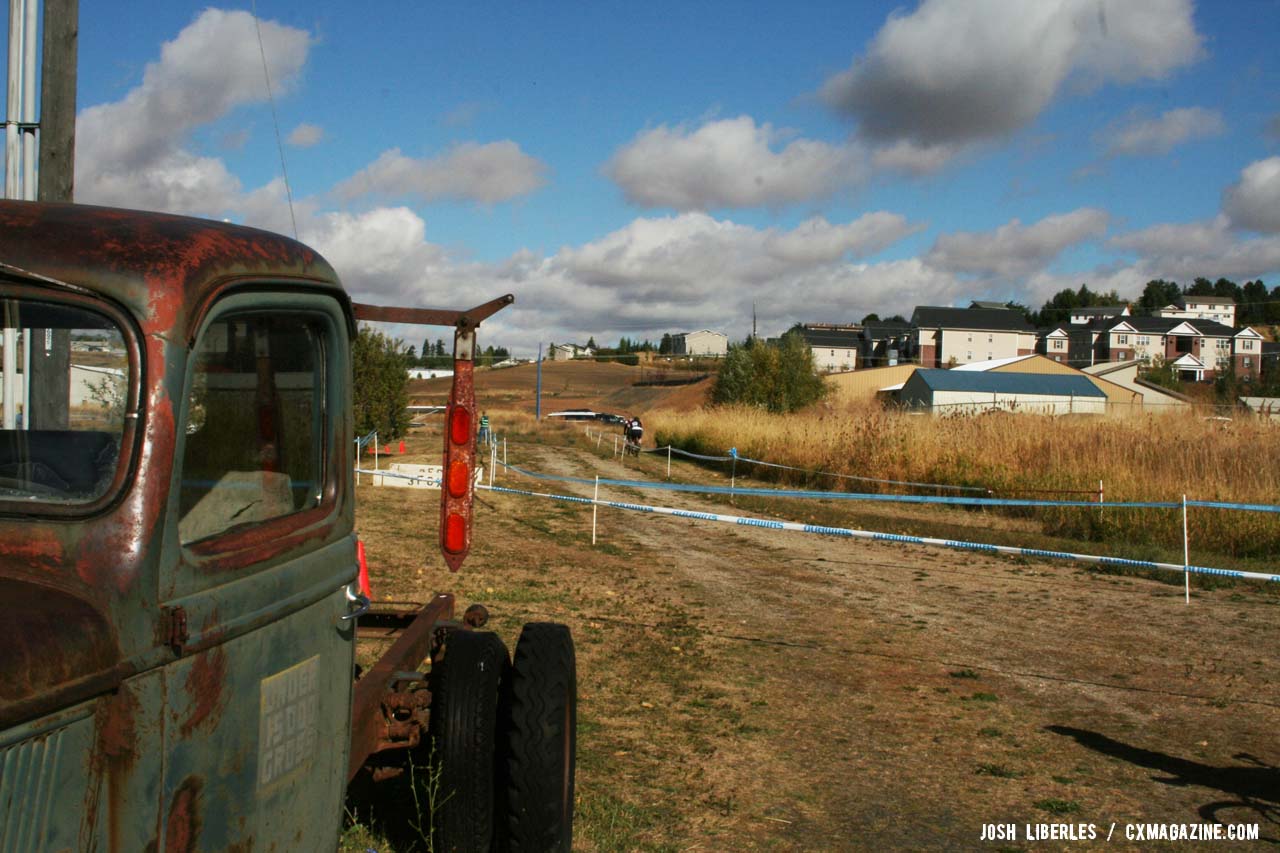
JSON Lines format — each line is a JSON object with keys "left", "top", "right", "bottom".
{"left": 159, "top": 605, "right": 189, "bottom": 654}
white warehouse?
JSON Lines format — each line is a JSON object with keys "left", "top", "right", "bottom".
{"left": 671, "top": 330, "right": 727, "bottom": 357}
{"left": 900, "top": 369, "right": 1107, "bottom": 416}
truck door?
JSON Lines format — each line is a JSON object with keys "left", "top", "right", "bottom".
{"left": 157, "top": 290, "right": 356, "bottom": 851}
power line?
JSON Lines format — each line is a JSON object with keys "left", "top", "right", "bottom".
{"left": 251, "top": 0, "right": 298, "bottom": 241}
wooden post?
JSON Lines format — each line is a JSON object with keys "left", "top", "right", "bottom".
{"left": 27, "top": 0, "right": 77, "bottom": 427}
{"left": 38, "top": 0, "right": 77, "bottom": 203}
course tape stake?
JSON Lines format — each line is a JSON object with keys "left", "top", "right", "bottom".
{"left": 482, "top": 483, "right": 1280, "bottom": 585}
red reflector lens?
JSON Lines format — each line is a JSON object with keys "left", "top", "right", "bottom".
{"left": 447, "top": 460, "right": 470, "bottom": 497}
{"left": 443, "top": 513, "right": 466, "bottom": 553}
{"left": 450, "top": 407, "right": 472, "bottom": 445}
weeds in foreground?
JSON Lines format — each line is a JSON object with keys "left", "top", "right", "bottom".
{"left": 407, "top": 744, "right": 452, "bottom": 853}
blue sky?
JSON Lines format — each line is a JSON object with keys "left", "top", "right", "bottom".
{"left": 63, "top": 1, "right": 1280, "bottom": 352}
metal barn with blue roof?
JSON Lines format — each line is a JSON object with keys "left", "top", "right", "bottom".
{"left": 900, "top": 369, "right": 1107, "bottom": 415}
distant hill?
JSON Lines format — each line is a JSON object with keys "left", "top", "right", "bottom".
{"left": 409, "top": 360, "right": 712, "bottom": 417}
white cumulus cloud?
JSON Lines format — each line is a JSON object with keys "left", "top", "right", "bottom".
{"left": 335, "top": 142, "right": 548, "bottom": 205}
{"left": 1099, "top": 107, "right": 1225, "bottom": 157}
{"left": 605, "top": 116, "right": 868, "bottom": 210}
{"left": 821, "top": 0, "right": 1203, "bottom": 150}
{"left": 76, "top": 8, "right": 312, "bottom": 215}
{"left": 287, "top": 123, "right": 325, "bottom": 147}
{"left": 1110, "top": 214, "right": 1280, "bottom": 282}
{"left": 1222, "top": 157, "right": 1280, "bottom": 234}
{"left": 926, "top": 208, "right": 1110, "bottom": 279}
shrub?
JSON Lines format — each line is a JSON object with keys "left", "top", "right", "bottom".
{"left": 353, "top": 326, "right": 411, "bottom": 439}
{"left": 711, "top": 335, "right": 827, "bottom": 413}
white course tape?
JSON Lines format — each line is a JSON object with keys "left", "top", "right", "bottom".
{"left": 482, "top": 484, "right": 1280, "bottom": 585}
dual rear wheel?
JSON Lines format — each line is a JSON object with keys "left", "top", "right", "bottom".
{"left": 427, "top": 622, "right": 576, "bottom": 853}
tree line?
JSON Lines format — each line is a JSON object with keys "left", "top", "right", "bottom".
{"left": 1025, "top": 277, "right": 1279, "bottom": 326}
{"left": 407, "top": 337, "right": 511, "bottom": 368}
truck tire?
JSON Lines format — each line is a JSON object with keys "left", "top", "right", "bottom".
{"left": 427, "top": 629, "right": 508, "bottom": 853}
{"left": 498, "top": 622, "right": 577, "bottom": 853}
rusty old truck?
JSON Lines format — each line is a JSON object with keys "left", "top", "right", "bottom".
{"left": 0, "top": 200, "right": 575, "bottom": 852}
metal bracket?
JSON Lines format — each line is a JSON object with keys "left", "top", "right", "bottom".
{"left": 351, "top": 294, "right": 514, "bottom": 331}
{"left": 159, "top": 605, "right": 189, "bottom": 653}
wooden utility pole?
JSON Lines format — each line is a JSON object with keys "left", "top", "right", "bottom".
{"left": 37, "top": 0, "right": 76, "bottom": 202}
{"left": 29, "top": 0, "right": 77, "bottom": 430}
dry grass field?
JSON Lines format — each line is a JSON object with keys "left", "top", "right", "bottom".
{"left": 342, "top": 398, "right": 1280, "bottom": 851}
{"left": 647, "top": 405, "right": 1280, "bottom": 563}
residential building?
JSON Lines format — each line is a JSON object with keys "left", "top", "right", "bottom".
{"left": 549, "top": 343, "right": 593, "bottom": 361}
{"left": 797, "top": 325, "right": 860, "bottom": 372}
{"left": 858, "top": 319, "right": 912, "bottom": 367}
{"left": 1039, "top": 316, "right": 1263, "bottom": 381}
{"left": 908, "top": 306, "right": 1036, "bottom": 368}
{"left": 671, "top": 329, "right": 728, "bottom": 357}
{"left": 1156, "top": 296, "right": 1236, "bottom": 327}
{"left": 1068, "top": 305, "right": 1130, "bottom": 324}
{"left": 1233, "top": 328, "right": 1264, "bottom": 380}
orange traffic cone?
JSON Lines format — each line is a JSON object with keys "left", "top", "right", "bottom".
{"left": 399, "top": 439, "right": 406, "bottom": 454}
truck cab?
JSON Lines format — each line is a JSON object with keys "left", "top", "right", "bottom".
{"left": 0, "top": 201, "right": 575, "bottom": 852}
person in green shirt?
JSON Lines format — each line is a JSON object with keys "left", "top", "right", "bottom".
{"left": 478, "top": 412, "right": 490, "bottom": 445}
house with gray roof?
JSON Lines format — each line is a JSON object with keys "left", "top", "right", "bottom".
{"left": 908, "top": 306, "right": 1037, "bottom": 368}
{"left": 797, "top": 325, "right": 861, "bottom": 372}
{"left": 1035, "top": 313, "right": 1264, "bottom": 381}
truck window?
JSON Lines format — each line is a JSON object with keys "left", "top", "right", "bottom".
{"left": 179, "top": 313, "right": 325, "bottom": 544}
{"left": 0, "top": 296, "right": 130, "bottom": 504}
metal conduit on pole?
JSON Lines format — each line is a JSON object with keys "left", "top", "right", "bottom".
{"left": 5, "top": 0, "right": 22, "bottom": 196}
{"left": 20, "top": 0, "right": 35, "bottom": 197}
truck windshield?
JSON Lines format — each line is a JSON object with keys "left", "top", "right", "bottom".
{"left": 0, "top": 296, "right": 130, "bottom": 505}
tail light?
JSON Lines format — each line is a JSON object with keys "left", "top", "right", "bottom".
{"left": 439, "top": 327, "right": 477, "bottom": 571}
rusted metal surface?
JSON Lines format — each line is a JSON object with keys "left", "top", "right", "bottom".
{"left": 0, "top": 203, "right": 514, "bottom": 847}
{"left": 162, "top": 776, "right": 203, "bottom": 853}
{"left": 349, "top": 593, "right": 454, "bottom": 782}
{"left": 0, "top": 202, "right": 345, "bottom": 333}
{"left": 179, "top": 646, "right": 227, "bottom": 738}
{"left": 0, "top": 201, "right": 354, "bottom": 696}
{"left": 351, "top": 293, "right": 513, "bottom": 331}
{"left": 0, "top": 578, "right": 128, "bottom": 731}
{"left": 86, "top": 683, "right": 143, "bottom": 853}
{"left": 354, "top": 602, "right": 432, "bottom": 639}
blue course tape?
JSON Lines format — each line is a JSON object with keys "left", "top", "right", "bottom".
{"left": 498, "top": 459, "right": 1175, "bottom": 510}
{"left": 730, "top": 453, "right": 990, "bottom": 493}
{"left": 646, "top": 444, "right": 988, "bottom": 493}
{"left": 481, "top": 483, "right": 1280, "bottom": 585}
{"left": 1188, "top": 500, "right": 1280, "bottom": 514}
{"left": 501, "top": 458, "right": 1280, "bottom": 515}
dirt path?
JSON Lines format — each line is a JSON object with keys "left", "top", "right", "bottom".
{"left": 356, "top": 435, "right": 1280, "bottom": 850}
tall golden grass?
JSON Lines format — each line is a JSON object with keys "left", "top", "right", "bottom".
{"left": 649, "top": 404, "right": 1280, "bottom": 560}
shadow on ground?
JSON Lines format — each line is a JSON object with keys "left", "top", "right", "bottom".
{"left": 1047, "top": 725, "right": 1280, "bottom": 842}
